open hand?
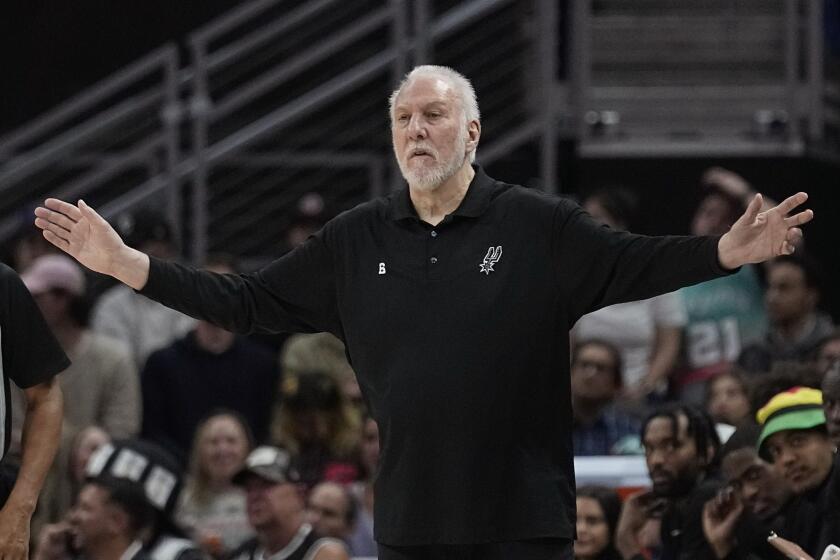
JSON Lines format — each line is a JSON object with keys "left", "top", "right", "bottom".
{"left": 717, "top": 192, "right": 813, "bottom": 269}
{"left": 34, "top": 199, "right": 126, "bottom": 276}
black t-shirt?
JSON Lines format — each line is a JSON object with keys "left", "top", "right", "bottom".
{"left": 0, "top": 263, "right": 69, "bottom": 460}
{"left": 141, "top": 166, "right": 731, "bottom": 545}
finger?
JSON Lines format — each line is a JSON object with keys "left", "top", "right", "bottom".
{"left": 43, "top": 230, "right": 72, "bottom": 253}
{"left": 739, "top": 193, "right": 763, "bottom": 224}
{"left": 774, "top": 192, "right": 808, "bottom": 215}
{"left": 786, "top": 227, "right": 803, "bottom": 243}
{"left": 781, "top": 241, "right": 795, "bottom": 255}
{"left": 784, "top": 209, "right": 814, "bottom": 227}
{"left": 78, "top": 199, "right": 111, "bottom": 229}
{"left": 34, "top": 210, "right": 76, "bottom": 234}
{"left": 44, "top": 198, "right": 83, "bottom": 222}
{"left": 35, "top": 218, "right": 72, "bottom": 241}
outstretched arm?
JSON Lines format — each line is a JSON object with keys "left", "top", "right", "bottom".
{"left": 35, "top": 199, "right": 341, "bottom": 336}
{"left": 717, "top": 192, "right": 812, "bottom": 270}
{"left": 35, "top": 199, "right": 150, "bottom": 289}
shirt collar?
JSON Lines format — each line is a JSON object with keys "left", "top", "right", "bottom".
{"left": 389, "top": 165, "right": 496, "bottom": 222}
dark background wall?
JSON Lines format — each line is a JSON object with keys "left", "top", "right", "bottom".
{"left": 0, "top": 0, "right": 238, "bottom": 134}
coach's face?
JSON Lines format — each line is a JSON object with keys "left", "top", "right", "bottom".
{"left": 391, "top": 75, "right": 475, "bottom": 191}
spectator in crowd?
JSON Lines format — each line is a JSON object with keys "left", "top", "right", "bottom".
{"left": 616, "top": 404, "right": 721, "bottom": 559}
{"left": 739, "top": 255, "right": 834, "bottom": 374}
{"left": 719, "top": 425, "right": 793, "bottom": 524}
{"left": 677, "top": 168, "right": 768, "bottom": 404}
{"left": 306, "top": 482, "right": 355, "bottom": 546}
{"left": 347, "top": 417, "right": 378, "bottom": 558}
{"left": 86, "top": 439, "right": 206, "bottom": 560}
{"left": 280, "top": 333, "right": 362, "bottom": 410}
{"left": 91, "top": 210, "right": 195, "bottom": 370}
{"left": 20, "top": 254, "right": 141, "bottom": 532}
{"left": 271, "top": 372, "right": 360, "bottom": 488}
{"left": 702, "top": 424, "right": 794, "bottom": 559}
{"left": 35, "top": 426, "right": 112, "bottom": 542}
{"left": 703, "top": 387, "right": 839, "bottom": 559}
{"left": 36, "top": 438, "right": 206, "bottom": 560}
{"left": 574, "top": 485, "right": 621, "bottom": 560}
{"left": 571, "top": 340, "right": 640, "bottom": 456}
{"left": 574, "top": 188, "right": 686, "bottom": 402}
{"left": 758, "top": 387, "right": 838, "bottom": 554}
{"left": 226, "top": 446, "right": 349, "bottom": 560}
{"left": 176, "top": 411, "right": 255, "bottom": 558}
{"left": 815, "top": 330, "right": 840, "bottom": 375}
{"left": 705, "top": 370, "right": 752, "bottom": 427}
{"left": 141, "top": 258, "right": 279, "bottom": 461}
{"left": 34, "top": 476, "right": 157, "bottom": 560}
{"left": 823, "top": 364, "right": 840, "bottom": 447}
{"left": 20, "top": 254, "right": 140, "bottom": 437}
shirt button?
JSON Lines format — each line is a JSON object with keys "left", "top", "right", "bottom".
{"left": 430, "top": 257, "right": 438, "bottom": 264}
{"left": 431, "top": 230, "right": 438, "bottom": 238}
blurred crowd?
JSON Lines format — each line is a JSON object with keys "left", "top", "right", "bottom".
{"left": 2, "top": 167, "right": 838, "bottom": 560}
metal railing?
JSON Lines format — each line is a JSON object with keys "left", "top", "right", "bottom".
{"left": 0, "top": 44, "right": 182, "bottom": 245}
{"left": 571, "top": 0, "right": 825, "bottom": 157}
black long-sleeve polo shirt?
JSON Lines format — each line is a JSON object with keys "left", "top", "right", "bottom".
{"left": 141, "top": 166, "right": 730, "bottom": 545}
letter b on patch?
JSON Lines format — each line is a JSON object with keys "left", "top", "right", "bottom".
{"left": 378, "top": 263, "right": 386, "bottom": 275}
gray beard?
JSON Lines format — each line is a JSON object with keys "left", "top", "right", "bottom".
{"left": 395, "top": 138, "right": 468, "bottom": 191}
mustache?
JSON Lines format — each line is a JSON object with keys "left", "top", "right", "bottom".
{"left": 407, "top": 143, "right": 438, "bottom": 157}
{"left": 650, "top": 468, "right": 674, "bottom": 481}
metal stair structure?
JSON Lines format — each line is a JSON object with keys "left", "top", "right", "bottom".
{"left": 0, "top": 0, "right": 834, "bottom": 264}
{"left": 572, "top": 0, "right": 828, "bottom": 157}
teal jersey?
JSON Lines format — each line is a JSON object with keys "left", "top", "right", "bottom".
{"left": 678, "top": 265, "right": 767, "bottom": 383}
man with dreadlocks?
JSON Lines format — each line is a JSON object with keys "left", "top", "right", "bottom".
{"left": 616, "top": 404, "right": 721, "bottom": 560}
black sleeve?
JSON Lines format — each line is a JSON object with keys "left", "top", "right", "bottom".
{"left": 678, "top": 482, "right": 722, "bottom": 560}
{"left": 552, "top": 200, "right": 733, "bottom": 324}
{"left": 0, "top": 264, "right": 69, "bottom": 388}
{"left": 139, "top": 231, "right": 341, "bottom": 337}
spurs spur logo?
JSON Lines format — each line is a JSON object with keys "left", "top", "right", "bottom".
{"left": 479, "top": 246, "right": 502, "bottom": 275}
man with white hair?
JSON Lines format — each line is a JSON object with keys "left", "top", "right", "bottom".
{"left": 36, "top": 65, "right": 813, "bottom": 559}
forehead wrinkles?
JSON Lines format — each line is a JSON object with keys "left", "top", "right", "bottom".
{"left": 394, "top": 76, "right": 462, "bottom": 114}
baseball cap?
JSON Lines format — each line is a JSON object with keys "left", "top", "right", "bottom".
{"left": 233, "top": 446, "right": 300, "bottom": 486}
{"left": 756, "top": 387, "right": 826, "bottom": 457}
{"left": 21, "top": 254, "right": 85, "bottom": 296}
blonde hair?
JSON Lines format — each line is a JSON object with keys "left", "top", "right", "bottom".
{"left": 183, "top": 411, "right": 253, "bottom": 507}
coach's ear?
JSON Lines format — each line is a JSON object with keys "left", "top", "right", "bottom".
{"left": 466, "top": 119, "right": 481, "bottom": 158}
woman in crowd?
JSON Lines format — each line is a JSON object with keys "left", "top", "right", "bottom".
{"left": 575, "top": 485, "right": 622, "bottom": 560}
{"left": 176, "top": 410, "right": 254, "bottom": 558}
{"left": 705, "top": 369, "right": 752, "bottom": 427}
{"left": 271, "top": 370, "right": 360, "bottom": 487}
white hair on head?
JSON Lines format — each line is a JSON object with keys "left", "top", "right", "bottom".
{"left": 388, "top": 65, "right": 480, "bottom": 162}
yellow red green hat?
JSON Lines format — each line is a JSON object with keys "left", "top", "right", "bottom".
{"left": 756, "top": 386, "right": 826, "bottom": 455}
